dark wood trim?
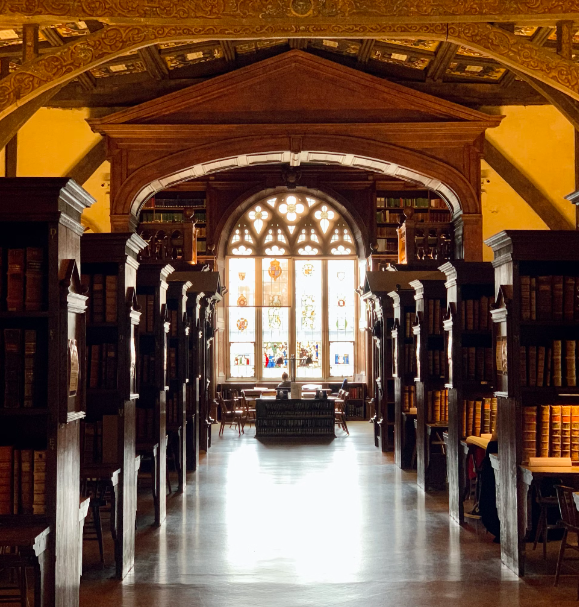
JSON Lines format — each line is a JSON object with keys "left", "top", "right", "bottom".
{"left": 357, "top": 39, "right": 375, "bottom": 64}
{"left": 425, "top": 42, "right": 458, "bottom": 84}
{"left": 4, "top": 133, "right": 17, "bottom": 177}
{"left": 557, "top": 20, "right": 575, "bottom": 60}
{"left": 139, "top": 46, "right": 170, "bottom": 80}
{"left": 484, "top": 139, "right": 573, "bottom": 230}
{"left": 220, "top": 40, "right": 236, "bottom": 63}
{"left": 22, "top": 24, "right": 38, "bottom": 63}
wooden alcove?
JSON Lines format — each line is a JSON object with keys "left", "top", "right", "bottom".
{"left": 89, "top": 50, "right": 502, "bottom": 262}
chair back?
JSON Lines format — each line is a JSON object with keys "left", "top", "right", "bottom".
{"left": 263, "top": 389, "right": 277, "bottom": 397}
{"left": 556, "top": 485, "right": 579, "bottom": 530}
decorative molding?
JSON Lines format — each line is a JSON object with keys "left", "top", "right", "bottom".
{"left": 1, "top": 0, "right": 579, "bottom": 23}
{"left": 1, "top": 22, "right": 579, "bottom": 123}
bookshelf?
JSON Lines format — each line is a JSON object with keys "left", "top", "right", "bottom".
{"left": 0, "top": 178, "right": 93, "bottom": 607}
{"left": 485, "top": 230, "right": 579, "bottom": 575}
{"left": 409, "top": 273, "right": 448, "bottom": 490}
{"left": 255, "top": 399, "right": 335, "bottom": 437}
{"left": 166, "top": 276, "right": 193, "bottom": 492}
{"left": 439, "top": 261, "right": 495, "bottom": 524}
{"left": 136, "top": 262, "right": 174, "bottom": 526}
{"left": 80, "top": 232, "right": 146, "bottom": 578}
{"left": 184, "top": 272, "right": 222, "bottom": 456}
{"left": 375, "top": 191, "right": 452, "bottom": 260}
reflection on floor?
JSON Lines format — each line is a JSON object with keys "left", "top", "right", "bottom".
{"left": 80, "top": 422, "right": 578, "bottom": 607}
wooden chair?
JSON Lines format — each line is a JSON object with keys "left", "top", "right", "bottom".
{"left": 335, "top": 390, "right": 349, "bottom": 435}
{"left": 218, "top": 393, "right": 245, "bottom": 436}
{"left": 533, "top": 484, "right": 561, "bottom": 560}
{"left": 554, "top": 484, "right": 579, "bottom": 597}
{"left": 240, "top": 390, "right": 258, "bottom": 428}
{"left": 0, "top": 549, "right": 29, "bottom": 607}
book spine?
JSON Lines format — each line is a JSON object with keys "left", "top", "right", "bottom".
{"left": 528, "top": 346, "right": 537, "bottom": 387}
{"left": 105, "top": 275, "right": 118, "bottom": 323}
{"left": 92, "top": 274, "right": 104, "bottom": 323}
{"left": 13, "top": 449, "right": 20, "bottom": 514}
{"left": 522, "top": 407, "right": 537, "bottom": 464}
{"left": 0, "top": 446, "right": 13, "bottom": 515}
{"left": 566, "top": 340, "right": 577, "bottom": 387}
{"left": 553, "top": 276, "right": 564, "bottom": 321}
{"left": 565, "top": 276, "right": 575, "bottom": 321}
{"left": 520, "top": 276, "right": 531, "bottom": 321}
{"left": 20, "top": 449, "right": 33, "bottom": 514}
{"left": 540, "top": 405, "right": 550, "bottom": 457}
{"left": 572, "top": 405, "right": 579, "bottom": 462}
{"left": 24, "top": 247, "right": 44, "bottom": 311}
{"left": 562, "top": 405, "right": 572, "bottom": 459}
{"left": 4, "top": 329, "right": 22, "bottom": 408}
{"left": 520, "top": 346, "right": 527, "bottom": 387}
{"left": 536, "top": 346, "right": 545, "bottom": 388}
{"left": 537, "top": 276, "right": 553, "bottom": 321}
{"left": 530, "top": 277, "right": 537, "bottom": 321}
{"left": 474, "top": 400, "right": 482, "bottom": 437}
{"left": 553, "top": 340, "right": 562, "bottom": 387}
{"left": 23, "top": 329, "right": 36, "bottom": 408}
{"left": 551, "top": 405, "right": 562, "bottom": 458}
{"left": 483, "top": 398, "right": 491, "bottom": 434}
{"left": 490, "top": 398, "right": 498, "bottom": 434}
{"left": 33, "top": 450, "right": 47, "bottom": 515}
{"left": 6, "top": 249, "right": 25, "bottom": 312}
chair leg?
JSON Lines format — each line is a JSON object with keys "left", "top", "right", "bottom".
{"left": 533, "top": 507, "right": 545, "bottom": 551}
{"left": 554, "top": 528, "right": 568, "bottom": 587}
{"left": 18, "top": 565, "right": 28, "bottom": 607}
{"left": 92, "top": 501, "right": 105, "bottom": 565}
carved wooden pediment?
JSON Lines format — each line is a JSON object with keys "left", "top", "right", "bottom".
{"left": 90, "top": 51, "right": 502, "bottom": 131}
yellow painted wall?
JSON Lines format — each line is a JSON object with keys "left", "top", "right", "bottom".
{"left": 481, "top": 105, "right": 576, "bottom": 260}
{"left": 16, "top": 107, "right": 111, "bottom": 232}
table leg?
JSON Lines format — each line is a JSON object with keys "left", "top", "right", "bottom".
{"left": 152, "top": 445, "right": 159, "bottom": 525}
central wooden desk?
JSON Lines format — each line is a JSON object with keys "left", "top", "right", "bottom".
{"left": 255, "top": 398, "right": 335, "bottom": 438}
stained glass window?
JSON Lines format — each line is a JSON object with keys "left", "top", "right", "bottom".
{"left": 227, "top": 193, "right": 358, "bottom": 379}
{"left": 295, "top": 259, "right": 322, "bottom": 378}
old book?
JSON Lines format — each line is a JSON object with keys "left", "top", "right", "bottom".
{"left": 23, "top": 330, "right": 36, "bottom": 408}
{"left": 546, "top": 347, "right": 552, "bottom": 387}
{"left": 433, "top": 390, "right": 441, "bottom": 422}
{"left": 170, "top": 309, "right": 178, "bottom": 338}
{"left": 551, "top": 405, "right": 562, "bottom": 458}
{"left": 537, "top": 276, "right": 553, "bottom": 321}
{"left": 474, "top": 400, "right": 482, "bottom": 437}
{"left": 565, "top": 276, "right": 576, "bottom": 321}
{"left": 553, "top": 276, "right": 564, "bottom": 321}
{"left": 562, "top": 405, "right": 572, "bottom": 459}
{"left": 434, "top": 299, "right": 441, "bottom": 335}
{"left": 553, "top": 340, "right": 563, "bottom": 387}
{"left": 427, "top": 299, "right": 434, "bottom": 335}
{"left": 92, "top": 274, "right": 104, "bottom": 323}
{"left": 0, "top": 446, "right": 13, "bottom": 515}
{"left": 540, "top": 405, "right": 550, "bottom": 457}
{"left": 466, "top": 299, "right": 474, "bottom": 331}
{"left": 89, "top": 344, "right": 100, "bottom": 389}
{"left": 20, "top": 450, "right": 33, "bottom": 514}
{"left": 520, "top": 346, "right": 527, "bottom": 387}
{"left": 572, "top": 405, "right": 579, "bottom": 462}
{"left": 490, "top": 398, "right": 498, "bottom": 434}
{"left": 520, "top": 276, "right": 531, "bottom": 321}
{"left": 566, "top": 340, "right": 577, "bottom": 387}
{"left": 483, "top": 398, "right": 491, "bottom": 434}
{"left": 24, "top": 247, "right": 44, "bottom": 311}
{"left": 6, "top": 249, "right": 25, "bottom": 311}
{"left": 466, "top": 400, "right": 475, "bottom": 437}
{"left": 523, "top": 407, "right": 537, "bottom": 464}
{"left": 4, "top": 328, "right": 21, "bottom": 408}
{"left": 480, "top": 295, "right": 489, "bottom": 331}
{"left": 105, "top": 275, "right": 118, "bottom": 323}
{"left": 473, "top": 300, "right": 480, "bottom": 332}
{"left": 536, "top": 346, "right": 546, "bottom": 388}
{"left": 530, "top": 277, "right": 537, "bottom": 321}
{"left": 460, "top": 301, "right": 466, "bottom": 331}
{"left": 12, "top": 449, "right": 20, "bottom": 514}
{"left": 81, "top": 274, "right": 91, "bottom": 322}
{"left": 403, "top": 386, "right": 410, "bottom": 412}
{"left": 33, "top": 451, "right": 47, "bottom": 515}
{"left": 461, "top": 400, "right": 467, "bottom": 438}
{"left": 528, "top": 346, "right": 537, "bottom": 387}
{"left": 405, "top": 312, "right": 412, "bottom": 339}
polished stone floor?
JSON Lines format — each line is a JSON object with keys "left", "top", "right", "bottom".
{"left": 80, "top": 422, "right": 578, "bottom": 606}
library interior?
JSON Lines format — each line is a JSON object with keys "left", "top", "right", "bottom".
{"left": 3, "top": 4, "right": 579, "bottom": 606}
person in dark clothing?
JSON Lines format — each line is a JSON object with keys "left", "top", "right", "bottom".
{"left": 479, "top": 439, "right": 500, "bottom": 541}
{"left": 277, "top": 372, "right": 291, "bottom": 389}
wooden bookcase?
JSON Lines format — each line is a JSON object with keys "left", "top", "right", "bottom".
{"left": 136, "top": 263, "right": 174, "bottom": 526}
{"left": 80, "top": 233, "right": 146, "bottom": 578}
{"left": 185, "top": 272, "right": 222, "bottom": 457}
{"left": 439, "top": 261, "right": 495, "bottom": 524}
{"left": 486, "top": 230, "right": 579, "bottom": 575}
{"left": 409, "top": 273, "right": 448, "bottom": 490}
{"left": 166, "top": 276, "right": 192, "bottom": 492}
{"left": 255, "top": 399, "right": 335, "bottom": 437}
{"left": 0, "top": 178, "right": 93, "bottom": 607}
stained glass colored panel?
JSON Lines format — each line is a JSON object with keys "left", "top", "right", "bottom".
{"left": 262, "top": 341, "right": 289, "bottom": 378}
{"left": 328, "top": 260, "right": 355, "bottom": 342}
{"left": 230, "top": 342, "right": 255, "bottom": 378}
{"left": 229, "top": 307, "right": 255, "bottom": 342}
{"left": 262, "top": 258, "right": 289, "bottom": 307}
{"left": 262, "top": 306, "right": 289, "bottom": 378}
{"left": 295, "top": 259, "right": 322, "bottom": 378}
{"left": 229, "top": 257, "right": 255, "bottom": 307}
{"left": 330, "top": 341, "right": 354, "bottom": 377}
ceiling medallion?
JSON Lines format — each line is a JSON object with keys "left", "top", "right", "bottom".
{"left": 290, "top": 0, "right": 313, "bottom": 17}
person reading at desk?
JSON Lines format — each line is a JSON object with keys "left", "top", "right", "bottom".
{"left": 277, "top": 372, "right": 291, "bottom": 389}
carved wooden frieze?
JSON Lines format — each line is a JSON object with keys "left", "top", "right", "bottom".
{"left": 1, "top": 0, "right": 579, "bottom": 21}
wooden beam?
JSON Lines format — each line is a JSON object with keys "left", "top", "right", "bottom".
{"left": 501, "top": 26, "right": 553, "bottom": 89}
{"left": 4, "top": 134, "right": 17, "bottom": 177}
{"left": 484, "top": 139, "right": 573, "bottom": 230}
{"left": 289, "top": 39, "right": 308, "bottom": 50}
{"left": 139, "top": 45, "right": 169, "bottom": 80}
{"left": 67, "top": 139, "right": 106, "bottom": 185}
{"left": 220, "top": 40, "right": 236, "bottom": 63}
{"left": 22, "top": 24, "right": 39, "bottom": 63}
{"left": 357, "top": 39, "right": 375, "bottom": 64}
{"left": 557, "top": 20, "right": 575, "bottom": 60}
{"left": 426, "top": 42, "right": 458, "bottom": 83}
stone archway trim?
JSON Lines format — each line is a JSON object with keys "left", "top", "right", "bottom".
{"left": 2, "top": 23, "right": 579, "bottom": 121}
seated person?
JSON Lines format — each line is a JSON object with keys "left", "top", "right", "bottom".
{"left": 277, "top": 372, "right": 291, "bottom": 389}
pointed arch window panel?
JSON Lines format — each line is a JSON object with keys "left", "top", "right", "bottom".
{"left": 295, "top": 259, "right": 322, "bottom": 378}
{"left": 328, "top": 259, "right": 355, "bottom": 377}
{"left": 229, "top": 258, "right": 255, "bottom": 307}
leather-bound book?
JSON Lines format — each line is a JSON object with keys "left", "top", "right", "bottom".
{"left": 528, "top": 346, "right": 537, "bottom": 387}
{"left": 566, "top": 340, "right": 577, "bottom": 387}
{"left": 483, "top": 398, "right": 491, "bottom": 434}
{"left": 6, "top": 249, "right": 25, "bottom": 311}
{"left": 540, "top": 405, "right": 550, "bottom": 457}
{"left": 20, "top": 450, "right": 33, "bottom": 514}
{"left": 552, "top": 276, "right": 564, "bottom": 321}
{"left": 92, "top": 274, "right": 104, "bottom": 323}
{"left": 105, "top": 275, "right": 118, "bottom": 323}
{"left": 520, "top": 276, "right": 531, "bottom": 321}
{"left": 479, "top": 295, "right": 489, "bottom": 331}
{"left": 32, "top": 450, "right": 46, "bottom": 515}
{"left": 553, "top": 340, "right": 563, "bottom": 387}
{"left": 522, "top": 407, "right": 537, "bottom": 464}
{"left": 550, "top": 405, "right": 562, "bottom": 458}
{"left": 474, "top": 400, "right": 483, "bottom": 437}
{"left": 12, "top": 449, "right": 20, "bottom": 514}
{"left": 571, "top": 405, "right": 579, "bottom": 462}
{"left": 24, "top": 247, "right": 44, "bottom": 311}
{"left": 461, "top": 400, "right": 467, "bottom": 438}
{"left": 0, "top": 446, "right": 13, "bottom": 514}
{"left": 466, "top": 400, "right": 475, "bottom": 437}
{"left": 537, "top": 275, "right": 553, "bottom": 321}
{"left": 562, "top": 405, "right": 572, "bottom": 459}
{"left": 536, "top": 346, "right": 546, "bottom": 388}
{"left": 468, "top": 347, "right": 476, "bottom": 380}
{"left": 433, "top": 390, "right": 441, "bottom": 422}
{"left": 4, "top": 329, "right": 21, "bottom": 408}
{"left": 490, "top": 398, "right": 498, "bottom": 434}
{"left": 520, "top": 346, "right": 527, "bottom": 387}
{"left": 105, "top": 343, "right": 117, "bottom": 390}
{"left": 89, "top": 344, "right": 100, "bottom": 389}
{"left": 530, "top": 277, "right": 537, "bottom": 321}
{"left": 466, "top": 299, "right": 474, "bottom": 331}
{"left": 23, "top": 330, "right": 36, "bottom": 408}
{"left": 476, "top": 348, "right": 484, "bottom": 381}
{"left": 565, "top": 276, "right": 576, "bottom": 321}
